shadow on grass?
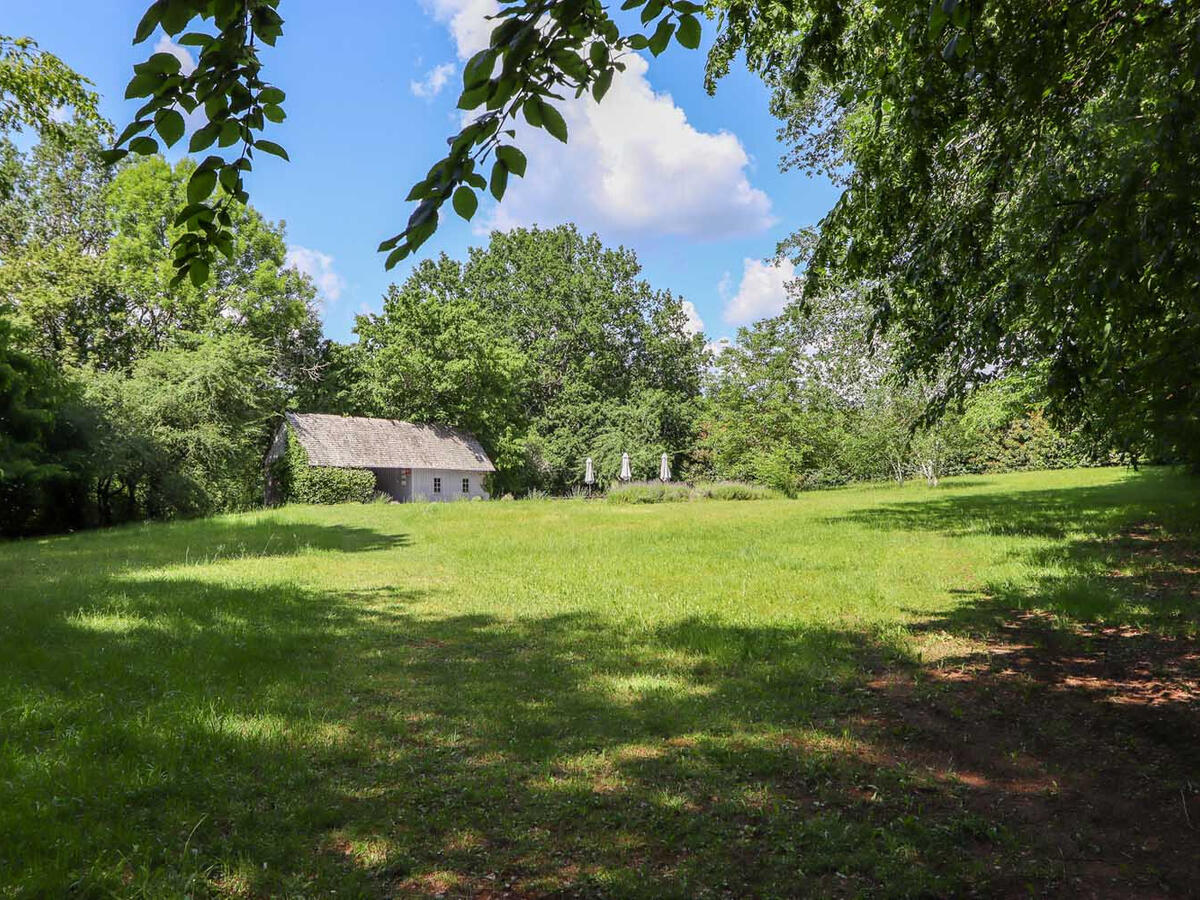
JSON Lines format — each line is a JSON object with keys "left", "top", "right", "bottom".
{"left": 836, "top": 468, "right": 1200, "bottom": 631}
{"left": 6, "top": 514, "right": 410, "bottom": 580}
{"left": 2, "top": 479, "right": 1199, "bottom": 897}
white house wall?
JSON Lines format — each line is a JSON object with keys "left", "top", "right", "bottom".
{"left": 409, "top": 468, "right": 490, "bottom": 502}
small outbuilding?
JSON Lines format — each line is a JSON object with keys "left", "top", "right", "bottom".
{"left": 267, "top": 412, "right": 495, "bottom": 503}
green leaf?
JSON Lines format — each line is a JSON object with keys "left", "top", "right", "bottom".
{"left": 384, "top": 245, "right": 411, "bottom": 269}
{"left": 189, "top": 122, "right": 220, "bottom": 152}
{"left": 98, "top": 148, "right": 129, "bottom": 165}
{"left": 458, "top": 83, "right": 490, "bottom": 110}
{"left": 262, "top": 103, "right": 286, "bottom": 123}
{"left": 159, "top": 0, "right": 194, "bottom": 35}
{"left": 464, "top": 48, "right": 496, "bottom": 88}
{"left": 254, "top": 140, "right": 290, "bottom": 161}
{"left": 408, "top": 200, "right": 436, "bottom": 230}
{"left": 495, "top": 145, "right": 527, "bottom": 177}
{"left": 589, "top": 42, "right": 609, "bottom": 67}
{"left": 155, "top": 109, "right": 185, "bottom": 147}
{"left": 620, "top": 0, "right": 646, "bottom": 8}
{"left": 115, "top": 118, "right": 153, "bottom": 146}
{"left": 173, "top": 203, "right": 212, "bottom": 226}
{"left": 490, "top": 160, "right": 509, "bottom": 201}
{"left": 452, "top": 185, "right": 479, "bottom": 221}
{"left": 187, "top": 168, "right": 218, "bottom": 204}
{"left": 219, "top": 165, "right": 240, "bottom": 192}
{"left": 642, "top": 0, "right": 666, "bottom": 24}
{"left": 539, "top": 102, "right": 568, "bottom": 142}
{"left": 486, "top": 77, "right": 517, "bottom": 111}
{"left": 593, "top": 68, "right": 614, "bottom": 102}
{"left": 124, "top": 72, "right": 160, "bottom": 99}
{"left": 128, "top": 135, "right": 158, "bottom": 155}
{"left": 188, "top": 258, "right": 210, "bottom": 288}
{"left": 133, "top": 3, "right": 161, "bottom": 43}
{"left": 146, "top": 52, "right": 182, "bottom": 74}
{"left": 218, "top": 120, "right": 242, "bottom": 147}
{"left": 555, "top": 51, "right": 588, "bottom": 82}
{"left": 259, "top": 87, "right": 286, "bottom": 105}
{"left": 523, "top": 98, "right": 544, "bottom": 128}
{"left": 676, "top": 14, "right": 702, "bottom": 49}
{"left": 648, "top": 19, "right": 676, "bottom": 56}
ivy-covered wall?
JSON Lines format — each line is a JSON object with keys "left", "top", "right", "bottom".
{"left": 267, "top": 426, "right": 377, "bottom": 505}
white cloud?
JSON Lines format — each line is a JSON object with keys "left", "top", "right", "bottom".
{"left": 154, "top": 35, "right": 197, "bottom": 76}
{"left": 286, "top": 246, "right": 345, "bottom": 304}
{"left": 722, "top": 257, "right": 797, "bottom": 325}
{"left": 411, "top": 62, "right": 456, "bottom": 99}
{"left": 424, "top": 0, "right": 499, "bottom": 58}
{"left": 681, "top": 300, "right": 705, "bottom": 336}
{"left": 422, "top": 1, "right": 774, "bottom": 241}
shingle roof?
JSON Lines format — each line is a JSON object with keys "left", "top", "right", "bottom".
{"left": 286, "top": 413, "right": 495, "bottom": 472}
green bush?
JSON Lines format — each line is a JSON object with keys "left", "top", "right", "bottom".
{"left": 291, "top": 467, "right": 377, "bottom": 504}
{"left": 606, "top": 481, "right": 692, "bottom": 504}
{"left": 606, "top": 480, "right": 782, "bottom": 504}
{"left": 691, "top": 481, "right": 780, "bottom": 501}
{"left": 271, "top": 426, "right": 377, "bottom": 505}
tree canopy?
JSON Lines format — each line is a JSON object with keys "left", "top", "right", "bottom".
{"left": 114, "top": 0, "right": 1200, "bottom": 463}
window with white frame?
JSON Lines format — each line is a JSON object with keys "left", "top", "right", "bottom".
{"left": 433, "top": 477, "right": 441, "bottom": 494}
{"left": 462, "top": 477, "right": 470, "bottom": 494}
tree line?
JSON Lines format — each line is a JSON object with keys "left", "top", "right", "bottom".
{"left": 1, "top": 22, "right": 1154, "bottom": 538}
{"left": 2, "top": 123, "right": 1116, "bottom": 537}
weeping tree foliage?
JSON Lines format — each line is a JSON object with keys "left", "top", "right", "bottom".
{"left": 117, "top": 0, "right": 1200, "bottom": 464}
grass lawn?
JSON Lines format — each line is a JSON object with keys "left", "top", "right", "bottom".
{"left": 2, "top": 467, "right": 1198, "bottom": 897}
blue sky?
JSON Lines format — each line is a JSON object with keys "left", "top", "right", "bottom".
{"left": 5, "top": 0, "right": 840, "bottom": 344}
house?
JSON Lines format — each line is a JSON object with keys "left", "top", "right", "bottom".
{"left": 267, "top": 412, "right": 495, "bottom": 502}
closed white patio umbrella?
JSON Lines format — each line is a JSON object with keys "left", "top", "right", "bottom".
{"left": 584, "top": 457, "right": 595, "bottom": 485}
{"left": 619, "top": 452, "right": 632, "bottom": 482}
{"left": 659, "top": 453, "right": 671, "bottom": 482}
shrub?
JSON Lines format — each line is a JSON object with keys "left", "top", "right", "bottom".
{"left": 605, "top": 480, "right": 782, "bottom": 504}
{"left": 692, "top": 481, "right": 780, "bottom": 501}
{"left": 291, "top": 466, "right": 377, "bottom": 505}
{"left": 606, "top": 481, "right": 692, "bottom": 504}
{"left": 523, "top": 488, "right": 550, "bottom": 500}
{"left": 271, "top": 426, "right": 376, "bottom": 505}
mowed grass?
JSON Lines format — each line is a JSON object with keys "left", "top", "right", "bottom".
{"left": 2, "top": 467, "right": 1198, "bottom": 897}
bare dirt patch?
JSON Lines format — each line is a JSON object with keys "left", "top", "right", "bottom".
{"left": 859, "top": 612, "right": 1200, "bottom": 897}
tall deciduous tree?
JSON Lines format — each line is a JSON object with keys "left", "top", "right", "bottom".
{"left": 345, "top": 225, "right": 706, "bottom": 492}
{"left": 0, "top": 133, "right": 322, "bottom": 388}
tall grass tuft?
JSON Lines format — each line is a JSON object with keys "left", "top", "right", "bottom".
{"left": 605, "top": 481, "right": 693, "bottom": 504}
{"left": 691, "top": 481, "right": 781, "bottom": 501}
{"left": 606, "top": 480, "right": 780, "bottom": 503}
